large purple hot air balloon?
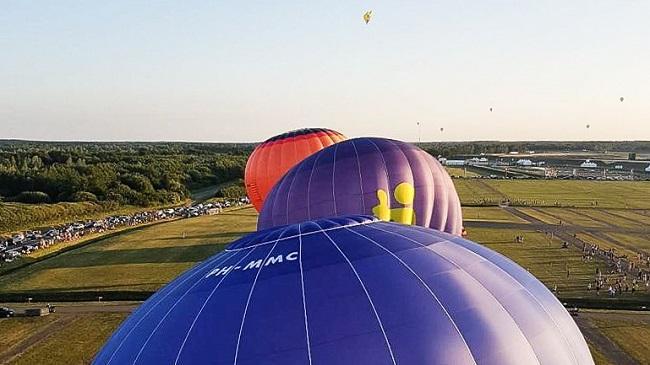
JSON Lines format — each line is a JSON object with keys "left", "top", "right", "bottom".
{"left": 94, "top": 216, "right": 594, "bottom": 365}
{"left": 258, "top": 138, "right": 463, "bottom": 234}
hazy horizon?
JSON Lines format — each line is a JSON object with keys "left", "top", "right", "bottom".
{"left": 2, "top": 1, "right": 649, "bottom": 142}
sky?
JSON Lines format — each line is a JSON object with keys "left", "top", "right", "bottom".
{"left": 1, "top": 1, "right": 649, "bottom": 142}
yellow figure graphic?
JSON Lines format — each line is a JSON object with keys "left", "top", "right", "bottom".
{"left": 372, "top": 182, "right": 416, "bottom": 225}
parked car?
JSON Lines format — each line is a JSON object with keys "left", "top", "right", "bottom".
{"left": 0, "top": 307, "right": 15, "bottom": 318}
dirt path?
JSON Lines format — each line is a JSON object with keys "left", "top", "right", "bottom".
{"left": 0, "top": 314, "right": 78, "bottom": 364}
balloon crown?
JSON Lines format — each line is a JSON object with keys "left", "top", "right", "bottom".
{"left": 227, "top": 214, "right": 379, "bottom": 250}
{"left": 264, "top": 128, "right": 338, "bottom": 142}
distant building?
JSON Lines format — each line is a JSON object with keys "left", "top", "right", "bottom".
{"left": 580, "top": 160, "right": 597, "bottom": 168}
{"left": 614, "top": 165, "right": 624, "bottom": 170}
{"left": 516, "top": 159, "right": 533, "bottom": 166}
{"left": 467, "top": 157, "right": 488, "bottom": 166}
{"left": 445, "top": 160, "right": 466, "bottom": 166}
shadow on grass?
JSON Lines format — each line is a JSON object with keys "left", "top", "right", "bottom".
{"left": 36, "top": 243, "right": 228, "bottom": 269}
{"left": 155, "top": 231, "right": 248, "bottom": 241}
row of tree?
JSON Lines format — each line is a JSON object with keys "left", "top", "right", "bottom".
{"left": 0, "top": 142, "right": 252, "bottom": 206}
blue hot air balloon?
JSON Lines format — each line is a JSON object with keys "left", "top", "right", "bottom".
{"left": 258, "top": 137, "right": 463, "bottom": 235}
{"left": 94, "top": 216, "right": 593, "bottom": 365}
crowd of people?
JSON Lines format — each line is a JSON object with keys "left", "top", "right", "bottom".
{"left": 0, "top": 197, "right": 249, "bottom": 266}
{"left": 581, "top": 242, "right": 650, "bottom": 297}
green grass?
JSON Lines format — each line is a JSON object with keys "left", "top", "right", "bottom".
{"left": 588, "top": 342, "right": 612, "bottom": 365}
{"left": 444, "top": 167, "right": 481, "bottom": 178}
{"left": 454, "top": 180, "right": 650, "bottom": 208}
{"left": 9, "top": 313, "right": 127, "bottom": 365}
{"left": 588, "top": 316, "right": 650, "bottom": 365}
{"left": 453, "top": 179, "right": 506, "bottom": 204}
{"left": 462, "top": 207, "right": 526, "bottom": 223}
{"left": 0, "top": 315, "right": 58, "bottom": 354}
{"left": 0, "top": 208, "right": 258, "bottom": 294}
{"left": 467, "top": 227, "right": 612, "bottom": 298}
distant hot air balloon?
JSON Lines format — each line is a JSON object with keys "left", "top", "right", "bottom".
{"left": 95, "top": 215, "right": 594, "bottom": 365}
{"left": 258, "top": 138, "right": 463, "bottom": 235}
{"left": 440, "top": 127, "right": 444, "bottom": 132}
{"left": 363, "top": 10, "right": 372, "bottom": 24}
{"left": 489, "top": 107, "right": 493, "bottom": 112}
{"left": 245, "top": 128, "right": 346, "bottom": 212}
{"left": 620, "top": 96, "right": 624, "bottom": 102}
{"left": 586, "top": 124, "right": 590, "bottom": 129}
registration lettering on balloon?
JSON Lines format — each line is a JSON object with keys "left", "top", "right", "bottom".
{"left": 372, "top": 182, "right": 416, "bottom": 225}
{"left": 204, "top": 251, "right": 298, "bottom": 278}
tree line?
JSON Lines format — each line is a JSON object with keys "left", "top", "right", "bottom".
{"left": 0, "top": 142, "right": 253, "bottom": 206}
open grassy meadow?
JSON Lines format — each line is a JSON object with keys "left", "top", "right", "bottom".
{"left": 0, "top": 312, "right": 128, "bottom": 365}
{"left": 454, "top": 180, "right": 650, "bottom": 208}
{"left": 0, "top": 208, "right": 258, "bottom": 296}
{"left": 1, "top": 179, "right": 650, "bottom": 364}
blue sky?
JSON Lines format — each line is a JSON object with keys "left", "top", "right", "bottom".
{"left": 1, "top": 1, "right": 648, "bottom": 142}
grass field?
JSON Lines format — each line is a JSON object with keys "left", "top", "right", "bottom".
{"left": 466, "top": 227, "right": 616, "bottom": 298}
{"left": 2, "top": 179, "right": 650, "bottom": 364}
{"left": 444, "top": 166, "right": 481, "bottom": 178}
{"left": 0, "top": 208, "right": 258, "bottom": 295}
{"left": 1, "top": 313, "right": 128, "bottom": 365}
{"left": 454, "top": 180, "right": 650, "bottom": 208}
{"left": 586, "top": 312, "right": 650, "bottom": 365}
{"left": 462, "top": 206, "right": 526, "bottom": 223}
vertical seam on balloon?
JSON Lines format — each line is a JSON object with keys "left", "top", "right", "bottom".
{"left": 340, "top": 223, "right": 477, "bottom": 365}
{"left": 130, "top": 250, "right": 244, "bottom": 365}
{"left": 233, "top": 238, "right": 283, "bottom": 364}
{"left": 226, "top": 219, "right": 375, "bottom": 252}
{"left": 127, "top": 228, "right": 278, "bottom": 364}
{"left": 298, "top": 224, "right": 313, "bottom": 364}
{"left": 172, "top": 227, "right": 291, "bottom": 365}
{"left": 332, "top": 143, "right": 340, "bottom": 215}
{"left": 371, "top": 224, "right": 572, "bottom": 365}
{"left": 169, "top": 248, "right": 259, "bottom": 365}
{"left": 284, "top": 165, "right": 302, "bottom": 226}
{"left": 103, "top": 250, "right": 237, "bottom": 365}
{"left": 383, "top": 139, "right": 417, "bottom": 225}
{"left": 367, "top": 139, "right": 391, "bottom": 207}
{"left": 306, "top": 151, "right": 325, "bottom": 219}
{"left": 350, "top": 139, "right": 366, "bottom": 212}
{"left": 312, "top": 221, "right": 397, "bottom": 365}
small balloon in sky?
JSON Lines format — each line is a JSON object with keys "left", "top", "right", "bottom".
{"left": 440, "top": 127, "right": 444, "bottom": 132}
{"left": 620, "top": 96, "right": 624, "bottom": 102}
{"left": 363, "top": 10, "right": 373, "bottom": 24}
{"left": 489, "top": 107, "right": 493, "bottom": 112}
{"left": 586, "top": 124, "right": 590, "bottom": 129}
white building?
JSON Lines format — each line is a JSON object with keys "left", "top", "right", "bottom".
{"left": 580, "top": 160, "right": 597, "bottom": 168}
{"left": 645, "top": 165, "right": 650, "bottom": 173}
{"left": 516, "top": 159, "right": 533, "bottom": 167}
{"left": 445, "top": 160, "right": 466, "bottom": 166}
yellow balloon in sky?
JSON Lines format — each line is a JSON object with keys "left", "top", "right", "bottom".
{"left": 363, "top": 10, "right": 373, "bottom": 24}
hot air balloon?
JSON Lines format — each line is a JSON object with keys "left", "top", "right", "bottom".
{"left": 257, "top": 138, "right": 463, "bottom": 235}
{"left": 440, "top": 127, "right": 444, "bottom": 132}
{"left": 489, "top": 107, "right": 493, "bottom": 112}
{"left": 94, "top": 216, "right": 594, "bottom": 365}
{"left": 586, "top": 124, "right": 590, "bottom": 129}
{"left": 245, "top": 128, "right": 346, "bottom": 212}
{"left": 620, "top": 96, "right": 624, "bottom": 102}
{"left": 363, "top": 10, "right": 372, "bottom": 24}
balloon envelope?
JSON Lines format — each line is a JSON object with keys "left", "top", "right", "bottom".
{"left": 245, "top": 128, "right": 346, "bottom": 211}
{"left": 258, "top": 137, "right": 463, "bottom": 235}
{"left": 94, "top": 216, "right": 593, "bottom": 365}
